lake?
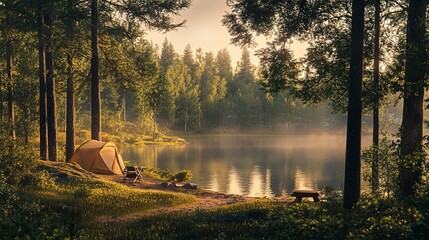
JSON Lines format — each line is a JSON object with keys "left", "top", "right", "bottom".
{"left": 121, "top": 134, "right": 371, "bottom": 198}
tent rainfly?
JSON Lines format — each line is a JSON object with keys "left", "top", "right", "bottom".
{"left": 69, "top": 140, "right": 126, "bottom": 174}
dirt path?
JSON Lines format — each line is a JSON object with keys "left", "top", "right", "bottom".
{"left": 97, "top": 173, "right": 274, "bottom": 223}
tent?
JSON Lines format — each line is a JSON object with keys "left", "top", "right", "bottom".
{"left": 69, "top": 140, "right": 125, "bottom": 174}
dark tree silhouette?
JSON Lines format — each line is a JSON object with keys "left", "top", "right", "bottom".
{"left": 399, "top": 0, "right": 427, "bottom": 197}
{"left": 37, "top": 0, "right": 47, "bottom": 160}
{"left": 90, "top": 0, "right": 101, "bottom": 141}
{"left": 45, "top": 11, "right": 57, "bottom": 161}
{"left": 371, "top": 0, "right": 381, "bottom": 194}
{"left": 66, "top": 0, "right": 76, "bottom": 161}
{"left": 343, "top": 0, "right": 365, "bottom": 209}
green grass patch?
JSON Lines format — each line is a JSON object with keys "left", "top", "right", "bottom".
{"left": 26, "top": 177, "right": 195, "bottom": 218}
{"left": 2, "top": 160, "right": 196, "bottom": 239}
{"left": 78, "top": 197, "right": 429, "bottom": 240}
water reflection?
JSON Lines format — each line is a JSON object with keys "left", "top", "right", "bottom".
{"left": 248, "top": 166, "right": 274, "bottom": 197}
{"left": 294, "top": 168, "right": 317, "bottom": 191}
{"left": 227, "top": 166, "right": 243, "bottom": 195}
{"left": 120, "top": 134, "right": 370, "bottom": 197}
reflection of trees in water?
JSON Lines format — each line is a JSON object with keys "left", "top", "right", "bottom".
{"left": 121, "top": 135, "right": 355, "bottom": 197}
{"left": 227, "top": 166, "right": 243, "bottom": 195}
{"left": 248, "top": 166, "right": 274, "bottom": 197}
{"left": 294, "top": 168, "right": 316, "bottom": 190}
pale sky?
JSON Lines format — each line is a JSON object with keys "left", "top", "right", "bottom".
{"left": 145, "top": 0, "right": 308, "bottom": 67}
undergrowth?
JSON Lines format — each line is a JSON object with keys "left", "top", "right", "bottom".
{"left": 80, "top": 196, "right": 429, "bottom": 240}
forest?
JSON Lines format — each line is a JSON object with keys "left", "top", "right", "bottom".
{"left": 1, "top": 0, "right": 429, "bottom": 239}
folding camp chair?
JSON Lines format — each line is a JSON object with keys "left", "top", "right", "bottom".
{"left": 122, "top": 166, "right": 143, "bottom": 183}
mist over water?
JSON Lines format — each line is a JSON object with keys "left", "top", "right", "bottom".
{"left": 121, "top": 133, "right": 371, "bottom": 197}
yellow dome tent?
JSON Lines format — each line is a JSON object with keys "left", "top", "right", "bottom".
{"left": 69, "top": 140, "right": 125, "bottom": 174}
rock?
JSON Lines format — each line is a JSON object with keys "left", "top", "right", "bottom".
{"left": 184, "top": 182, "right": 197, "bottom": 189}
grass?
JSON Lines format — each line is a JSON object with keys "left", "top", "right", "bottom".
{"left": 34, "top": 162, "right": 195, "bottom": 216}
{"left": 1, "top": 154, "right": 198, "bottom": 239}
{"left": 78, "top": 196, "right": 429, "bottom": 240}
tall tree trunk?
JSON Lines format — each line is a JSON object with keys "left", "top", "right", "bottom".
{"left": 185, "top": 104, "right": 188, "bottom": 132}
{"left": 371, "top": 0, "right": 381, "bottom": 194}
{"left": 66, "top": 54, "right": 75, "bottom": 161}
{"left": 91, "top": 0, "right": 101, "bottom": 140}
{"left": 66, "top": 0, "right": 76, "bottom": 161}
{"left": 45, "top": 11, "right": 57, "bottom": 161}
{"left": 399, "top": 0, "right": 427, "bottom": 197}
{"left": 343, "top": 0, "right": 365, "bottom": 209}
{"left": 24, "top": 108, "right": 29, "bottom": 144}
{"left": 0, "top": 78, "right": 3, "bottom": 129}
{"left": 122, "top": 90, "right": 126, "bottom": 122}
{"left": 6, "top": 39, "right": 15, "bottom": 140}
{"left": 37, "top": 0, "right": 48, "bottom": 160}
{"left": 153, "top": 110, "right": 156, "bottom": 139}
{"left": 4, "top": 1, "right": 15, "bottom": 140}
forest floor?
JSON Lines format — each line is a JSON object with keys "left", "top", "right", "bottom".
{"left": 97, "top": 173, "right": 293, "bottom": 223}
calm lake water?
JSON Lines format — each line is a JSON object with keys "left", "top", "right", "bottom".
{"left": 121, "top": 134, "right": 370, "bottom": 198}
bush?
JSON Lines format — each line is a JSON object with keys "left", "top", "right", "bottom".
{"left": 0, "top": 137, "right": 38, "bottom": 186}
{"left": 362, "top": 135, "right": 400, "bottom": 197}
{"left": 170, "top": 170, "right": 192, "bottom": 182}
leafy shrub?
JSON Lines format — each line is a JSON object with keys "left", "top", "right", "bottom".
{"left": 0, "top": 137, "right": 38, "bottom": 186}
{"left": 143, "top": 167, "right": 173, "bottom": 180}
{"left": 20, "top": 170, "right": 57, "bottom": 189}
{"left": 362, "top": 135, "right": 400, "bottom": 197}
{"left": 170, "top": 170, "right": 192, "bottom": 182}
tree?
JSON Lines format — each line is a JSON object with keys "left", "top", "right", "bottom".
{"left": 159, "top": 39, "right": 177, "bottom": 125}
{"left": 180, "top": 44, "right": 202, "bottom": 131}
{"left": 65, "top": 0, "right": 78, "bottom": 161}
{"left": 1, "top": 0, "right": 16, "bottom": 139}
{"left": 231, "top": 48, "right": 260, "bottom": 128}
{"left": 199, "top": 51, "right": 226, "bottom": 126}
{"left": 216, "top": 48, "right": 233, "bottom": 83}
{"left": 343, "top": 0, "right": 365, "bottom": 209}
{"left": 90, "top": 0, "right": 101, "bottom": 141}
{"left": 399, "top": 0, "right": 427, "bottom": 197}
{"left": 36, "top": 0, "right": 47, "bottom": 160}
{"left": 371, "top": 0, "right": 381, "bottom": 194}
{"left": 44, "top": 10, "right": 58, "bottom": 161}
{"left": 160, "top": 38, "right": 176, "bottom": 72}
{"left": 257, "top": 42, "right": 299, "bottom": 93}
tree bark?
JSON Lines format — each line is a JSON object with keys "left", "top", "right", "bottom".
{"left": 0, "top": 76, "right": 3, "bottom": 128}
{"left": 91, "top": 0, "right": 101, "bottom": 140}
{"left": 399, "top": 0, "right": 427, "bottom": 197}
{"left": 66, "top": 54, "right": 75, "bottom": 161}
{"left": 24, "top": 108, "right": 29, "bottom": 144}
{"left": 153, "top": 110, "right": 156, "bottom": 139}
{"left": 6, "top": 39, "right": 15, "bottom": 140}
{"left": 371, "top": 0, "right": 380, "bottom": 194}
{"left": 66, "top": 0, "right": 76, "bottom": 161}
{"left": 122, "top": 90, "right": 126, "bottom": 122}
{"left": 343, "top": 0, "right": 365, "bottom": 209}
{"left": 37, "top": 0, "right": 48, "bottom": 160}
{"left": 185, "top": 104, "right": 188, "bottom": 132}
{"left": 45, "top": 11, "right": 57, "bottom": 161}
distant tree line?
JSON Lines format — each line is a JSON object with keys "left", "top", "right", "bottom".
{"left": 155, "top": 39, "right": 344, "bottom": 132}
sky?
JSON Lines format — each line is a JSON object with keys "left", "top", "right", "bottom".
{"left": 146, "top": 0, "right": 308, "bottom": 67}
